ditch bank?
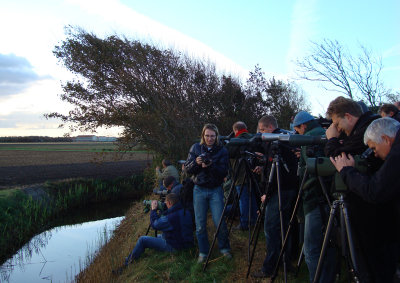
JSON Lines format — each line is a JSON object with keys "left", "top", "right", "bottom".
{"left": 0, "top": 171, "right": 154, "bottom": 265}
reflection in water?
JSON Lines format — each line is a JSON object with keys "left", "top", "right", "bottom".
{"left": 1, "top": 200, "right": 134, "bottom": 282}
{"left": 1, "top": 217, "right": 123, "bottom": 282}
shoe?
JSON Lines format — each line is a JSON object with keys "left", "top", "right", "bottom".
{"left": 197, "top": 255, "right": 206, "bottom": 263}
{"left": 251, "top": 270, "right": 271, "bottom": 278}
{"left": 222, "top": 251, "right": 232, "bottom": 259}
{"left": 232, "top": 224, "right": 249, "bottom": 231}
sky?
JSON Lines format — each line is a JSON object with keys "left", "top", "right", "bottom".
{"left": 0, "top": 0, "right": 399, "bottom": 137}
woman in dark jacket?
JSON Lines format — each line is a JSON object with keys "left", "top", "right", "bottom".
{"left": 184, "top": 123, "right": 231, "bottom": 263}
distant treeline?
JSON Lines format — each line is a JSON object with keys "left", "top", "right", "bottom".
{"left": 0, "top": 136, "right": 73, "bottom": 143}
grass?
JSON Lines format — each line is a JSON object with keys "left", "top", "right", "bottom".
{"left": 76, "top": 195, "right": 324, "bottom": 283}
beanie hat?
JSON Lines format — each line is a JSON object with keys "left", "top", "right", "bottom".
{"left": 293, "top": 111, "right": 314, "bottom": 127}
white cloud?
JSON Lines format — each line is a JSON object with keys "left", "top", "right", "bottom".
{"left": 66, "top": 0, "right": 248, "bottom": 78}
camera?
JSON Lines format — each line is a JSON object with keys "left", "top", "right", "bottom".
{"left": 143, "top": 200, "right": 165, "bottom": 213}
{"left": 199, "top": 153, "right": 211, "bottom": 165}
{"left": 153, "top": 189, "right": 168, "bottom": 196}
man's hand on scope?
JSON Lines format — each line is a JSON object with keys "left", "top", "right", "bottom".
{"left": 261, "top": 194, "right": 266, "bottom": 203}
{"left": 330, "top": 152, "right": 355, "bottom": 172}
{"left": 151, "top": 200, "right": 158, "bottom": 210}
{"left": 252, "top": 152, "right": 264, "bottom": 174}
{"left": 293, "top": 148, "right": 301, "bottom": 158}
{"left": 326, "top": 123, "right": 340, "bottom": 139}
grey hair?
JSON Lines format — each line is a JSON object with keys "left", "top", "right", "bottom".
{"left": 363, "top": 117, "right": 400, "bottom": 144}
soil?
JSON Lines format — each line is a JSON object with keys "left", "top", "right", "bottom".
{"left": 0, "top": 150, "right": 152, "bottom": 189}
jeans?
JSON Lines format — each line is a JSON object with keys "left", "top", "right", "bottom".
{"left": 262, "top": 190, "right": 296, "bottom": 274}
{"left": 126, "top": 235, "right": 174, "bottom": 265}
{"left": 193, "top": 185, "right": 230, "bottom": 256}
{"left": 304, "top": 206, "right": 336, "bottom": 283}
{"left": 235, "top": 185, "right": 258, "bottom": 228}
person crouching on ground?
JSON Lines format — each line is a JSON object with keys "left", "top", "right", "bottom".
{"left": 184, "top": 123, "right": 231, "bottom": 263}
{"left": 125, "top": 193, "right": 194, "bottom": 266}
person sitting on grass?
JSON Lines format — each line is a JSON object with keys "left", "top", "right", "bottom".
{"left": 124, "top": 193, "right": 194, "bottom": 267}
{"left": 153, "top": 159, "right": 180, "bottom": 192}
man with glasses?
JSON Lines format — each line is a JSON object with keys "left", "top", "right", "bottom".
{"left": 184, "top": 123, "right": 231, "bottom": 263}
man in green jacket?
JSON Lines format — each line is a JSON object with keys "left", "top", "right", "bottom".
{"left": 293, "top": 111, "right": 336, "bottom": 283}
{"left": 154, "top": 159, "right": 180, "bottom": 192}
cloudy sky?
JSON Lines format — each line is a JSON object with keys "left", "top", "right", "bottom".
{"left": 0, "top": 0, "right": 399, "bottom": 137}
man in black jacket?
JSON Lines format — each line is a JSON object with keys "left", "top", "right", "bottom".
{"left": 251, "top": 115, "right": 298, "bottom": 278}
{"left": 228, "top": 121, "right": 258, "bottom": 231}
{"left": 324, "top": 96, "right": 390, "bottom": 283}
{"left": 331, "top": 117, "right": 400, "bottom": 283}
{"left": 184, "top": 123, "right": 231, "bottom": 263}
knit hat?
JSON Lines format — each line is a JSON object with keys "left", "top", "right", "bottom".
{"left": 293, "top": 111, "right": 314, "bottom": 127}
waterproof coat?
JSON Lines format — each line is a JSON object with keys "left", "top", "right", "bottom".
{"left": 150, "top": 202, "right": 194, "bottom": 250}
{"left": 297, "top": 122, "right": 327, "bottom": 215}
{"left": 340, "top": 128, "right": 400, "bottom": 242}
{"left": 184, "top": 143, "right": 229, "bottom": 188}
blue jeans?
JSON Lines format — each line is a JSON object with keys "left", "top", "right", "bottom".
{"left": 262, "top": 190, "right": 296, "bottom": 274}
{"left": 304, "top": 206, "right": 336, "bottom": 283}
{"left": 126, "top": 235, "right": 174, "bottom": 265}
{"left": 193, "top": 185, "right": 230, "bottom": 256}
{"left": 235, "top": 185, "right": 258, "bottom": 228}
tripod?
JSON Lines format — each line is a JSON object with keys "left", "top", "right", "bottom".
{"left": 245, "top": 142, "right": 294, "bottom": 282}
{"left": 202, "top": 150, "right": 263, "bottom": 271}
{"left": 313, "top": 193, "right": 361, "bottom": 283}
{"left": 270, "top": 171, "right": 332, "bottom": 282}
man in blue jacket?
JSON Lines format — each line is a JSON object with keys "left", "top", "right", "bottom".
{"left": 125, "top": 193, "right": 194, "bottom": 265}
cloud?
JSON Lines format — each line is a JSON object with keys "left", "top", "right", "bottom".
{"left": 0, "top": 53, "right": 51, "bottom": 97}
{"left": 0, "top": 111, "right": 50, "bottom": 128}
{"left": 66, "top": 0, "right": 249, "bottom": 79}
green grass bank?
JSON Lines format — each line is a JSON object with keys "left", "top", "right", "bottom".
{"left": 0, "top": 169, "right": 153, "bottom": 264}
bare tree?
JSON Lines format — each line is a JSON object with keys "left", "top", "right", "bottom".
{"left": 296, "top": 39, "right": 389, "bottom": 107}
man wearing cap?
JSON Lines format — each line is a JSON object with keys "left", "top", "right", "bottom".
{"left": 293, "top": 111, "right": 336, "bottom": 283}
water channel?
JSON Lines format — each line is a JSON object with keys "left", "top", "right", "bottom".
{"left": 0, "top": 199, "right": 134, "bottom": 283}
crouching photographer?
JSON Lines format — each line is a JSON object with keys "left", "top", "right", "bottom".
{"left": 331, "top": 117, "right": 400, "bottom": 283}
{"left": 124, "top": 193, "right": 194, "bottom": 267}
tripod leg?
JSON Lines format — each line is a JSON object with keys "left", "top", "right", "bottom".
{"left": 145, "top": 222, "right": 151, "bottom": 236}
{"left": 275, "top": 159, "right": 288, "bottom": 283}
{"left": 295, "top": 243, "right": 304, "bottom": 277}
{"left": 341, "top": 200, "right": 361, "bottom": 282}
{"left": 313, "top": 200, "right": 339, "bottom": 283}
{"left": 246, "top": 199, "right": 267, "bottom": 278}
{"left": 271, "top": 169, "right": 309, "bottom": 282}
{"left": 246, "top": 159, "right": 278, "bottom": 278}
